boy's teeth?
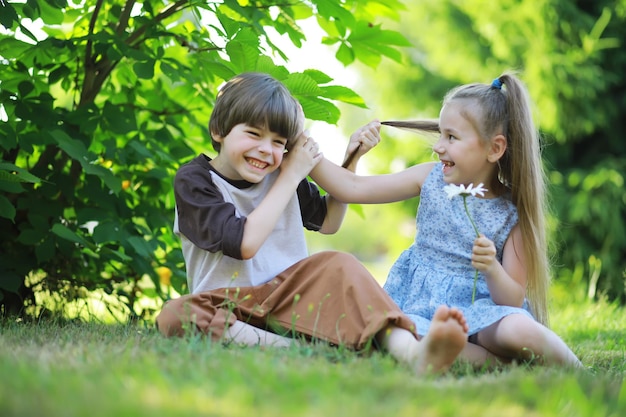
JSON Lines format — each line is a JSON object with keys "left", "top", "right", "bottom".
{"left": 248, "top": 159, "right": 267, "bottom": 168}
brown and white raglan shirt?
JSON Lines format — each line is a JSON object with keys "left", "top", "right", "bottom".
{"left": 174, "top": 154, "right": 328, "bottom": 294}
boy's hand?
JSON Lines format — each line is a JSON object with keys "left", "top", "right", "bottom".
{"left": 342, "top": 120, "right": 381, "bottom": 168}
{"left": 471, "top": 234, "right": 498, "bottom": 274}
{"left": 281, "top": 132, "right": 323, "bottom": 179}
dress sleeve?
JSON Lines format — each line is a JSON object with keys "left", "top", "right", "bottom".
{"left": 174, "top": 159, "right": 244, "bottom": 259}
{"left": 297, "top": 179, "right": 327, "bottom": 231}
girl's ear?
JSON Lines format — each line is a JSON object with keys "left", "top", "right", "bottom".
{"left": 487, "top": 134, "right": 507, "bottom": 162}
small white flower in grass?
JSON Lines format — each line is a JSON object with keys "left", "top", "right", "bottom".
{"left": 443, "top": 183, "right": 488, "bottom": 304}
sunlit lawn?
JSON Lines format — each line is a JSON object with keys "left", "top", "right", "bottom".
{"left": 1, "top": 284, "right": 624, "bottom": 417}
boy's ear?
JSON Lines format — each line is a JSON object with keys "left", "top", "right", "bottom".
{"left": 487, "top": 134, "right": 507, "bottom": 162}
{"left": 211, "top": 130, "right": 224, "bottom": 143}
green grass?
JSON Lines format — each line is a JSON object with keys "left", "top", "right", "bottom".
{"left": 1, "top": 289, "right": 625, "bottom": 417}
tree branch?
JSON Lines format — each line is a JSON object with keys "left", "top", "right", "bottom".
{"left": 116, "top": 0, "right": 135, "bottom": 36}
{"left": 126, "top": 0, "right": 190, "bottom": 46}
{"left": 79, "top": 0, "right": 192, "bottom": 106}
{"left": 80, "top": 0, "right": 105, "bottom": 104}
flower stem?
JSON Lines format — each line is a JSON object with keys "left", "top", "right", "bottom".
{"left": 463, "top": 196, "right": 480, "bottom": 304}
{"left": 463, "top": 196, "right": 480, "bottom": 237}
{"left": 472, "top": 269, "right": 478, "bottom": 304}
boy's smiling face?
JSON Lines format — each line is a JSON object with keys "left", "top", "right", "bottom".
{"left": 210, "top": 123, "right": 288, "bottom": 182}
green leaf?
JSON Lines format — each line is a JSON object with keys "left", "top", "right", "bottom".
{"left": 18, "top": 81, "right": 35, "bottom": 98}
{"left": 22, "top": 1, "right": 39, "bottom": 20}
{"left": 291, "top": 3, "right": 314, "bottom": 20}
{"left": 282, "top": 72, "right": 343, "bottom": 122}
{"left": 0, "top": 123, "right": 17, "bottom": 151}
{"left": 226, "top": 40, "right": 261, "bottom": 73}
{"left": 319, "top": 85, "right": 367, "bottom": 108}
{"left": 313, "top": 0, "right": 355, "bottom": 26}
{"left": 335, "top": 42, "right": 354, "bottom": 66}
{"left": 301, "top": 69, "right": 333, "bottom": 84}
{"left": 140, "top": 287, "right": 158, "bottom": 298}
{"left": 127, "top": 236, "right": 154, "bottom": 258}
{"left": 317, "top": 17, "right": 341, "bottom": 38}
{"left": 0, "top": 181, "right": 24, "bottom": 193}
{"left": 159, "top": 61, "right": 182, "bottom": 82}
{"left": 128, "top": 140, "right": 154, "bottom": 159}
{"left": 93, "top": 222, "right": 123, "bottom": 244}
{"left": 49, "top": 129, "right": 122, "bottom": 193}
{"left": 28, "top": 213, "right": 49, "bottom": 231}
{"left": 101, "top": 247, "right": 133, "bottom": 262}
{"left": 51, "top": 223, "right": 89, "bottom": 246}
{"left": 0, "top": 195, "right": 16, "bottom": 222}
{"left": 133, "top": 60, "right": 155, "bottom": 79}
{"left": 48, "top": 64, "right": 71, "bottom": 84}
{"left": 255, "top": 56, "right": 284, "bottom": 76}
{"left": 284, "top": 72, "right": 322, "bottom": 96}
{"left": 347, "top": 23, "right": 411, "bottom": 67}
{"left": 49, "top": 129, "right": 90, "bottom": 160}
{"left": 0, "top": 3, "right": 19, "bottom": 29}
{"left": 215, "top": 7, "right": 241, "bottom": 38}
{"left": 299, "top": 96, "right": 340, "bottom": 124}
{"left": 0, "top": 163, "right": 43, "bottom": 184}
{"left": 81, "top": 164, "right": 117, "bottom": 186}
{"left": 38, "top": 0, "right": 66, "bottom": 25}
{"left": 17, "top": 228, "right": 46, "bottom": 245}
{"left": 101, "top": 102, "right": 138, "bottom": 135}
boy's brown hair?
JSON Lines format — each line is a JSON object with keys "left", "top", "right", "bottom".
{"left": 208, "top": 72, "right": 302, "bottom": 152}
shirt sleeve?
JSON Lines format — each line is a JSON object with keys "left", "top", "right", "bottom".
{"left": 297, "top": 179, "right": 328, "bottom": 231}
{"left": 174, "top": 158, "right": 244, "bottom": 259}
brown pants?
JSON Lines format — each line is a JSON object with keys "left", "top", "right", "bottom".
{"left": 156, "top": 251, "right": 416, "bottom": 350}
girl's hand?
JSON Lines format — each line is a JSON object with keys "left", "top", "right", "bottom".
{"left": 471, "top": 234, "right": 499, "bottom": 274}
{"left": 342, "top": 120, "right": 381, "bottom": 168}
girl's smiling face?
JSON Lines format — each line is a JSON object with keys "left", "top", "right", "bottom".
{"left": 210, "top": 123, "right": 288, "bottom": 182}
{"left": 432, "top": 99, "right": 497, "bottom": 192}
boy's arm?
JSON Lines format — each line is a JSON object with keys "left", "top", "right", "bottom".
{"left": 240, "top": 134, "right": 322, "bottom": 259}
{"left": 318, "top": 121, "right": 381, "bottom": 234}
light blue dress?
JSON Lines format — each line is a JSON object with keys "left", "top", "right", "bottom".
{"left": 383, "top": 163, "right": 534, "bottom": 337}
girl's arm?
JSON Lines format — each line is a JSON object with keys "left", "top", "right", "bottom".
{"left": 318, "top": 121, "right": 380, "bottom": 234}
{"left": 310, "top": 160, "right": 436, "bottom": 204}
{"left": 472, "top": 225, "right": 527, "bottom": 307}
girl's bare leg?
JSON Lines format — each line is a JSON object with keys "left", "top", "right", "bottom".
{"left": 379, "top": 305, "right": 468, "bottom": 375}
{"left": 476, "top": 314, "right": 583, "bottom": 367}
{"left": 458, "top": 342, "right": 508, "bottom": 369}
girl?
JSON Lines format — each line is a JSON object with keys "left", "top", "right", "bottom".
{"left": 310, "top": 73, "right": 582, "bottom": 368}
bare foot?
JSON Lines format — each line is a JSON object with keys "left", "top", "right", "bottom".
{"left": 412, "top": 305, "right": 468, "bottom": 375}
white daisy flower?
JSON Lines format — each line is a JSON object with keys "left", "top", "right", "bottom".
{"left": 443, "top": 183, "right": 487, "bottom": 199}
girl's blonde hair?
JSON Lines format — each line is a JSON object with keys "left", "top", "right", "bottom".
{"left": 384, "top": 73, "right": 551, "bottom": 326}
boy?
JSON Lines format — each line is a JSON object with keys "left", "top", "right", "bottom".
{"left": 156, "top": 72, "right": 468, "bottom": 374}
